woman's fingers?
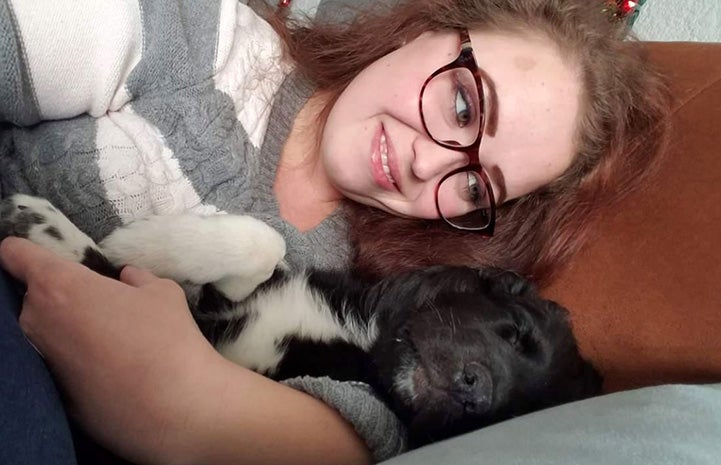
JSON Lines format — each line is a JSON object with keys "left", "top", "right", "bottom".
{"left": 1, "top": 237, "right": 155, "bottom": 291}
{"left": 0, "top": 237, "right": 64, "bottom": 284}
{"left": 120, "top": 265, "right": 159, "bottom": 287}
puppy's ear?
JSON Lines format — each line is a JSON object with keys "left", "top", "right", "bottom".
{"left": 571, "top": 358, "right": 604, "bottom": 399}
{"left": 478, "top": 267, "right": 536, "bottom": 297}
{"left": 543, "top": 299, "right": 571, "bottom": 320}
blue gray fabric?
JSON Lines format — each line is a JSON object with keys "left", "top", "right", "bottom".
{"left": 284, "top": 376, "right": 408, "bottom": 462}
{"left": 380, "top": 383, "right": 721, "bottom": 465}
{"left": 0, "top": 0, "right": 40, "bottom": 126}
{"left": 124, "top": 0, "right": 221, "bottom": 97}
{"left": 262, "top": 0, "right": 395, "bottom": 23}
{"left": 0, "top": 116, "right": 122, "bottom": 241}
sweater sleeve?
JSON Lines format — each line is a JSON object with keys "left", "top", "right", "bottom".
{"left": 282, "top": 376, "right": 409, "bottom": 462}
{"left": 0, "top": 0, "right": 143, "bottom": 125}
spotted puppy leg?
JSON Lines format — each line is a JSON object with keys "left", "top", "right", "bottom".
{"left": 0, "top": 194, "right": 118, "bottom": 277}
{"left": 99, "top": 214, "right": 286, "bottom": 302}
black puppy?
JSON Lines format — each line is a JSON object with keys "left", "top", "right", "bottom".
{"left": 249, "top": 265, "right": 602, "bottom": 445}
{"left": 0, "top": 194, "right": 602, "bottom": 446}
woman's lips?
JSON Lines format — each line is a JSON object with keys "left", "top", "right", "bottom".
{"left": 371, "top": 124, "right": 401, "bottom": 192}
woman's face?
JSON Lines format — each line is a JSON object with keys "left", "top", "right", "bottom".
{"left": 319, "top": 29, "right": 582, "bottom": 219}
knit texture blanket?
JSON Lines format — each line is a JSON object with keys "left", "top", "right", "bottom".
{"left": 0, "top": 0, "right": 406, "bottom": 460}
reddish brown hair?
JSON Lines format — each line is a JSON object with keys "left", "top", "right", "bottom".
{"left": 265, "top": 0, "right": 672, "bottom": 285}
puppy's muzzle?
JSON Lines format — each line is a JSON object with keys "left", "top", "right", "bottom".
{"left": 451, "top": 362, "right": 492, "bottom": 414}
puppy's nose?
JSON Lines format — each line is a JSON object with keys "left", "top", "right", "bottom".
{"left": 452, "top": 363, "right": 492, "bottom": 414}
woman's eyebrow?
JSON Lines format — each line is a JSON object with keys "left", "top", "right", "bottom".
{"left": 488, "top": 164, "right": 507, "bottom": 204}
{"left": 478, "top": 71, "right": 506, "bottom": 202}
{"left": 480, "top": 70, "right": 499, "bottom": 138}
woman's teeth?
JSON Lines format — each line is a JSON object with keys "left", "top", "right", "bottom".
{"left": 380, "top": 133, "right": 396, "bottom": 186}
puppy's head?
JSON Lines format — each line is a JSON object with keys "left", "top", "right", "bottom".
{"left": 368, "top": 266, "right": 602, "bottom": 446}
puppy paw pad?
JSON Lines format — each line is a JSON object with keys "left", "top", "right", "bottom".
{"left": 0, "top": 194, "right": 97, "bottom": 262}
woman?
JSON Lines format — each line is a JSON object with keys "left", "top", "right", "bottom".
{"left": 270, "top": 0, "right": 671, "bottom": 284}
{"left": 0, "top": 0, "right": 670, "bottom": 463}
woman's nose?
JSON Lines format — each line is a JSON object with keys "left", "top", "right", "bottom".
{"left": 411, "top": 138, "right": 468, "bottom": 182}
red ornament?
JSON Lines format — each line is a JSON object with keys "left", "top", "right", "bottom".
{"left": 604, "top": 0, "right": 639, "bottom": 22}
{"left": 620, "top": 0, "right": 637, "bottom": 14}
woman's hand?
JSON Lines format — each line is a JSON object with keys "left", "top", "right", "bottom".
{"left": 0, "top": 236, "right": 221, "bottom": 463}
{"left": 0, "top": 237, "right": 372, "bottom": 465}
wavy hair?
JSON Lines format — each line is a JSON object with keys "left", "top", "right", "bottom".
{"left": 264, "top": 0, "right": 672, "bottom": 285}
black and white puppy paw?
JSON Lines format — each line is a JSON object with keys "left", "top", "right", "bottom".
{"left": 0, "top": 194, "right": 101, "bottom": 263}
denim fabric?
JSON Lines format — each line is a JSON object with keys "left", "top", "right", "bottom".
{"left": 0, "top": 267, "right": 77, "bottom": 465}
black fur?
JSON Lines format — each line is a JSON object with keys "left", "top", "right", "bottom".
{"left": 81, "top": 247, "right": 121, "bottom": 280}
{"left": 44, "top": 225, "right": 64, "bottom": 240}
{"left": 366, "top": 267, "right": 602, "bottom": 444}
{"left": 0, "top": 205, "right": 45, "bottom": 238}
{"left": 189, "top": 265, "right": 602, "bottom": 446}
{"left": 275, "top": 338, "right": 376, "bottom": 382}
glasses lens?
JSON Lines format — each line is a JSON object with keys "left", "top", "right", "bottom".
{"left": 422, "top": 68, "right": 481, "bottom": 147}
{"left": 437, "top": 170, "right": 492, "bottom": 229}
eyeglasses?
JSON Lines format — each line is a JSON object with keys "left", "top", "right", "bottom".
{"left": 419, "top": 29, "right": 496, "bottom": 235}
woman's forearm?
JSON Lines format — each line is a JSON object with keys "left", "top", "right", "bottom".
{"left": 164, "top": 358, "right": 373, "bottom": 465}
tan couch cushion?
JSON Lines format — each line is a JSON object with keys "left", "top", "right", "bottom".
{"left": 544, "top": 42, "right": 721, "bottom": 392}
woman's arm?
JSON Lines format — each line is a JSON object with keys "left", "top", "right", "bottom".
{"left": 188, "top": 358, "right": 373, "bottom": 465}
{"left": 0, "top": 237, "right": 371, "bottom": 465}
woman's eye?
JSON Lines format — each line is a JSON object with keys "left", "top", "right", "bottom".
{"left": 454, "top": 84, "right": 473, "bottom": 128}
{"left": 465, "top": 172, "right": 480, "bottom": 203}
{"left": 459, "top": 172, "right": 486, "bottom": 207}
{"left": 455, "top": 86, "right": 472, "bottom": 127}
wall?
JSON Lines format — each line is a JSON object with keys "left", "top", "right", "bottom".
{"left": 633, "top": 0, "right": 721, "bottom": 42}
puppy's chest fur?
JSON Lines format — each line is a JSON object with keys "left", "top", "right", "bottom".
{"left": 195, "top": 272, "right": 380, "bottom": 382}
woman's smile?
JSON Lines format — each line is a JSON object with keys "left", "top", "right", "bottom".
{"left": 372, "top": 123, "right": 402, "bottom": 192}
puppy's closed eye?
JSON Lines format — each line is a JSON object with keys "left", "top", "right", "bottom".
{"left": 496, "top": 324, "right": 520, "bottom": 346}
{"left": 496, "top": 323, "right": 538, "bottom": 357}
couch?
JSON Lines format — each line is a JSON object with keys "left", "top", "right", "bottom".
{"left": 381, "top": 40, "right": 721, "bottom": 465}
{"left": 545, "top": 41, "right": 721, "bottom": 393}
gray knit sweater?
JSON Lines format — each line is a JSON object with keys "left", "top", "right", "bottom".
{"left": 0, "top": 0, "right": 406, "bottom": 460}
